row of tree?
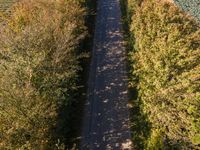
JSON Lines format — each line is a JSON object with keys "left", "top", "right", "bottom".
{"left": 174, "top": 0, "right": 200, "bottom": 22}
{"left": 124, "top": 0, "right": 200, "bottom": 149}
{"left": 0, "top": 0, "right": 87, "bottom": 149}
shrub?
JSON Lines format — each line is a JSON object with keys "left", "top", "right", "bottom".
{"left": 129, "top": 0, "right": 200, "bottom": 149}
{"left": 0, "top": 0, "right": 86, "bottom": 149}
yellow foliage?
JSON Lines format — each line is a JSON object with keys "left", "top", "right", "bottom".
{"left": 129, "top": 0, "right": 200, "bottom": 149}
{"left": 0, "top": 0, "right": 87, "bottom": 149}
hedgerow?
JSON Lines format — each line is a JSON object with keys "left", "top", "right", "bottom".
{"left": 126, "top": 0, "right": 200, "bottom": 149}
{"left": 0, "top": 0, "right": 87, "bottom": 149}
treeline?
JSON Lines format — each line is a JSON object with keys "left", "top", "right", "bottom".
{"left": 122, "top": 0, "right": 200, "bottom": 149}
{"left": 0, "top": 0, "right": 88, "bottom": 149}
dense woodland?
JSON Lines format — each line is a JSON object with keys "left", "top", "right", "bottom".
{"left": 0, "top": 0, "right": 90, "bottom": 149}
{"left": 122, "top": 0, "right": 200, "bottom": 149}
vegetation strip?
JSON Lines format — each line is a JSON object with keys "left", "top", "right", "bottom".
{"left": 121, "top": 0, "right": 200, "bottom": 149}
{"left": 0, "top": 0, "right": 92, "bottom": 149}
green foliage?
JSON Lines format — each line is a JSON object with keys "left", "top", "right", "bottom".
{"left": 147, "top": 129, "right": 164, "bottom": 150}
{"left": 128, "top": 0, "right": 200, "bottom": 149}
{"left": 120, "top": 0, "right": 143, "bottom": 30}
{"left": 0, "top": 0, "right": 86, "bottom": 149}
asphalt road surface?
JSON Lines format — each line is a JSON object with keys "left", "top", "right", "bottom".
{"left": 80, "top": 0, "right": 132, "bottom": 149}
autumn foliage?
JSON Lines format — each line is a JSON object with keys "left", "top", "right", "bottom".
{"left": 0, "top": 0, "right": 86, "bottom": 149}
{"left": 126, "top": 0, "right": 200, "bottom": 149}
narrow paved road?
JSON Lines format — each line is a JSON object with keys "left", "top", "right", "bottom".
{"left": 80, "top": 0, "right": 132, "bottom": 149}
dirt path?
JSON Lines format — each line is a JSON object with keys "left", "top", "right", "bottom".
{"left": 80, "top": 0, "right": 132, "bottom": 149}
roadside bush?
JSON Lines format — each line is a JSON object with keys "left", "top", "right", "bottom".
{"left": 128, "top": 0, "right": 200, "bottom": 149}
{"left": 120, "top": 0, "right": 143, "bottom": 31}
{"left": 0, "top": 0, "right": 86, "bottom": 149}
